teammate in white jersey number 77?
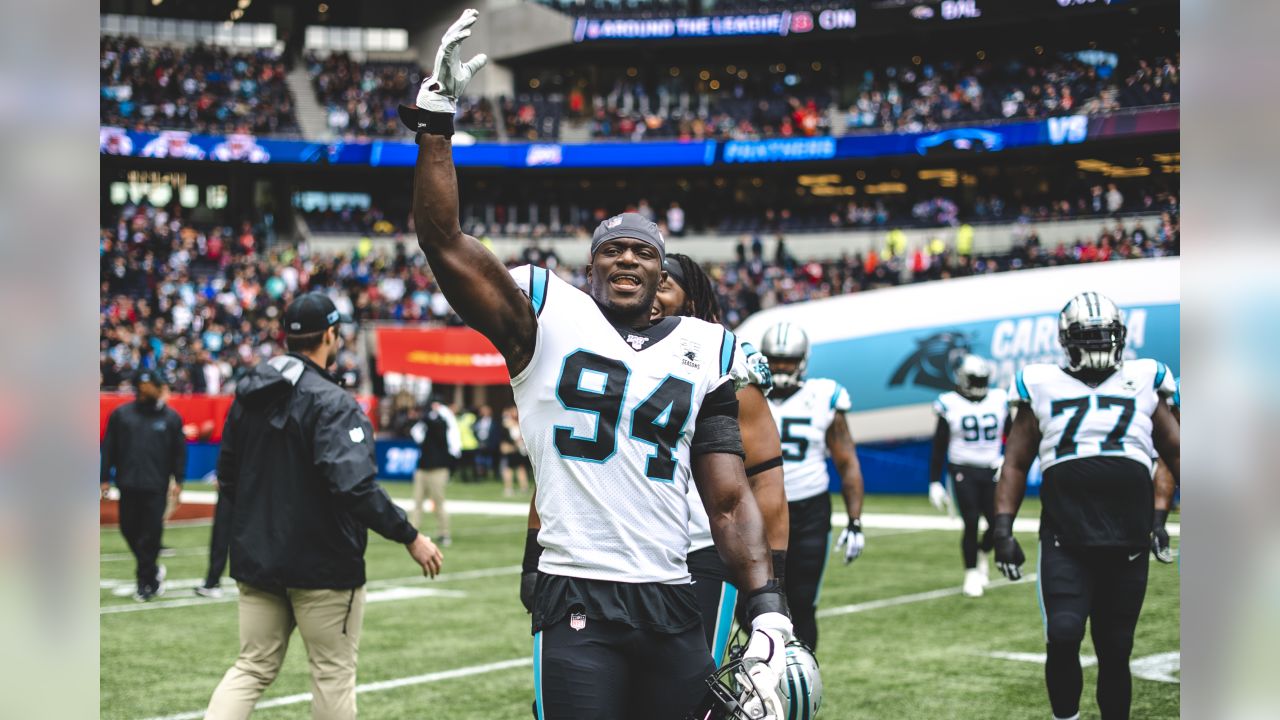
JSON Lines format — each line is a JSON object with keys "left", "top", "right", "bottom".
{"left": 404, "top": 12, "right": 794, "bottom": 719}
{"left": 993, "top": 291, "right": 1179, "bottom": 720}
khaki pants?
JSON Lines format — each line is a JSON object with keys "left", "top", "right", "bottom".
{"left": 411, "top": 468, "right": 450, "bottom": 537}
{"left": 163, "top": 478, "right": 178, "bottom": 522}
{"left": 206, "top": 583, "right": 366, "bottom": 720}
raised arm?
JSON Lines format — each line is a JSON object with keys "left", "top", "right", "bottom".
{"left": 406, "top": 11, "right": 536, "bottom": 373}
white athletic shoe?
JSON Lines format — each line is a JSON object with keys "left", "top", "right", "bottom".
{"left": 155, "top": 564, "right": 167, "bottom": 597}
{"left": 977, "top": 552, "right": 991, "bottom": 586}
{"left": 962, "top": 569, "right": 985, "bottom": 598}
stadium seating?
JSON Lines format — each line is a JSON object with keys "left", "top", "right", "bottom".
{"left": 100, "top": 36, "right": 299, "bottom": 136}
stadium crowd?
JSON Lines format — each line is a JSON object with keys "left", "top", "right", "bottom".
{"left": 305, "top": 52, "right": 500, "bottom": 139}
{"left": 555, "top": 48, "right": 1178, "bottom": 141}
{"left": 304, "top": 182, "right": 1175, "bottom": 240}
{"left": 100, "top": 36, "right": 298, "bottom": 136}
{"left": 100, "top": 196, "right": 1177, "bottom": 393}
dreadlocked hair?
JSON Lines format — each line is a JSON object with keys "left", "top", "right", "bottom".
{"left": 667, "top": 252, "right": 722, "bottom": 324}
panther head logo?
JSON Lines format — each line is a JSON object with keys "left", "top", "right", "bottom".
{"left": 889, "top": 331, "right": 973, "bottom": 391}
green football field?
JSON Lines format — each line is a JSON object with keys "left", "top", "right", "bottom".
{"left": 100, "top": 486, "right": 1180, "bottom": 719}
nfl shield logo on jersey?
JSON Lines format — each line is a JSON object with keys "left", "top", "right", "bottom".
{"left": 569, "top": 612, "right": 587, "bottom": 631}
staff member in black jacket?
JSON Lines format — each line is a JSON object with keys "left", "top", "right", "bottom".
{"left": 205, "top": 293, "right": 443, "bottom": 720}
{"left": 100, "top": 369, "right": 185, "bottom": 601}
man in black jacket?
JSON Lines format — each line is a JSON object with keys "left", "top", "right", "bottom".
{"left": 205, "top": 293, "right": 443, "bottom": 720}
{"left": 101, "top": 369, "right": 185, "bottom": 601}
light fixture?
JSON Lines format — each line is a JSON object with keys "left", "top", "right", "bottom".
{"left": 230, "top": 9, "right": 243, "bottom": 20}
{"left": 237, "top": 0, "right": 251, "bottom": 9}
{"left": 318, "top": 3, "right": 330, "bottom": 13}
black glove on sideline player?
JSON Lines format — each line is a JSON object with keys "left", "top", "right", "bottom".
{"left": 991, "top": 513, "right": 1025, "bottom": 581}
{"left": 1151, "top": 509, "right": 1173, "bottom": 563}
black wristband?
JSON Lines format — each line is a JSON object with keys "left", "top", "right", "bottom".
{"left": 848, "top": 518, "right": 862, "bottom": 533}
{"left": 742, "top": 578, "right": 789, "bottom": 624}
{"left": 397, "top": 104, "right": 455, "bottom": 137}
{"left": 991, "top": 513, "right": 1015, "bottom": 539}
{"left": 1153, "top": 509, "right": 1170, "bottom": 529}
{"left": 745, "top": 455, "right": 783, "bottom": 477}
{"left": 771, "top": 549, "right": 787, "bottom": 586}
{"left": 522, "top": 529, "right": 543, "bottom": 574}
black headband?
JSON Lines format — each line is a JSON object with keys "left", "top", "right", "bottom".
{"left": 662, "top": 256, "right": 687, "bottom": 290}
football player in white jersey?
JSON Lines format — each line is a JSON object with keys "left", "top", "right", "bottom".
{"left": 651, "top": 252, "right": 791, "bottom": 667}
{"left": 993, "top": 291, "right": 1179, "bottom": 720}
{"left": 760, "top": 322, "right": 866, "bottom": 652}
{"left": 928, "top": 354, "right": 1010, "bottom": 597}
{"left": 403, "top": 12, "right": 793, "bottom": 719}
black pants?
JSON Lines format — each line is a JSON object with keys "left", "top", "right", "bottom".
{"left": 118, "top": 489, "right": 166, "bottom": 594}
{"left": 951, "top": 463, "right": 997, "bottom": 569}
{"left": 687, "top": 546, "right": 739, "bottom": 667}
{"left": 204, "top": 489, "right": 234, "bottom": 588}
{"left": 1038, "top": 541, "right": 1150, "bottom": 720}
{"left": 533, "top": 614, "right": 715, "bottom": 720}
{"left": 785, "top": 492, "right": 832, "bottom": 651}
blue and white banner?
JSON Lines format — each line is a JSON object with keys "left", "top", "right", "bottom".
{"left": 737, "top": 258, "right": 1180, "bottom": 441}
{"left": 101, "top": 107, "right": 1175, "bottom": 169}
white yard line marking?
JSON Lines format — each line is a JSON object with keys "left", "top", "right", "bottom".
{"left": 817, "top": 574, "right": 1037, "bottom": 618}
{"left": 167, "top": 491, "right": 1185, "bottom": 536}
{"left": 986, "top": 650, "right": 1180, "bottom": 684}
{"left": 138, "top": 658, "right": 534, "bottom": 720}
{"left": 101, "top": 565, "right": 522, "bottom": 615}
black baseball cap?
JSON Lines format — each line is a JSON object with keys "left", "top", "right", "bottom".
{"left": 285, "top": 292, "right": 346, "bottom": 335}
{"left": 134, "top": 369, "right": 169, "bottom": 387}
{"left": 590, "top": 212, "right": 665, "bottom": 262}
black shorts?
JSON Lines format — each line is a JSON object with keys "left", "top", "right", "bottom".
{"left": 1041, "top": 456, "right": 1154, "bottom": 547}
{"left": 533, "top": 578, "right": 715, "bottom": 720}
{"left": 1037, "top": 539, "right": 1149, "bottom": 647}
{"left": 687, "top": 545, "right": 739, "bottom": 667}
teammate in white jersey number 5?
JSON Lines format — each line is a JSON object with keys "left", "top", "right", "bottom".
{"left": 760, "top": 322, "right": 866, "bottom": 653}
{"left": 404, "top": 12, "right": 793, "bottom": 719}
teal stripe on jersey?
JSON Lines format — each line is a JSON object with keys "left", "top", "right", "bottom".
{"left": 1154, "top": 362, "right": 1168, "bottom": 391}
{"left": 530, "top": 266, "right": 549, "bottom": 315}
{"left": 533, "top": 632, "right": 544, "bottom": 720}
{"left": 720, "top": 329, "right": 736, "bottom": 376}
{"left": 830, "top": 384, "right": 844, "bottom": 410}
{"left": 1015, "top": 369, "right": 1030, "bottom": 401}
{"left": 711, "top": 582, "right": 738, "bottom": 669}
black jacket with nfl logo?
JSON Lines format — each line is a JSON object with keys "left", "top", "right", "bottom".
{"left": 217, "top": 353, "right": 417, "bottom": 591}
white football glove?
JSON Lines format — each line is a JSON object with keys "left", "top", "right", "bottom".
{"left": 415, "top": 8, "right": 488, "bottom": 115}
{"left": 738, "top": 612, "right": 792, "bottom": 719}
{"left": 836, "top": 519, "right": 865, "bottom": 564}
{"left": 929, "top": 481, "right": 951, "bottom": 512}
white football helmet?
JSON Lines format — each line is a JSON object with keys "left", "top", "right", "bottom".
{"left": 1059, "top": 291, "right": 1126, "bottom": 372}
{"left": 759, "top": 323, "right": 809, "bottom": 393}
{"left": 705, "top": 640, "right": 822, "bottom": 720}
{"left": 953, "top": 354, "right": 992, "bottom": 400}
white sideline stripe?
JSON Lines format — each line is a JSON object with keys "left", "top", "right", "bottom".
{"left": 138, "top": 658, "right": 533, "bottom": 720}
{"left": 831, "top": 513, "right": 1180, "bottom": 537}
{"left": 101, "top": 565, "right": 522, "bottom": 615}
{"left": 172, "top": 491, "right": 1182, "bottom": 536}
{"left": 817, "top": 574, "right": 1037, "bottom": 618}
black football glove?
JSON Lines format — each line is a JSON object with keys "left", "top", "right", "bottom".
{"left": 991, "top": 513, "right": 1025, "bottom": 581}
{"left": 1151, "top": 509, "right": 1173, "bottom": 564}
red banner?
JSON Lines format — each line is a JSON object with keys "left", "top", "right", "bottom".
{"left": 375, "top": 326, "right": 510, "bottom": 385}
{"left": 101, "top": 392, "right": 378, "bottom": 441}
